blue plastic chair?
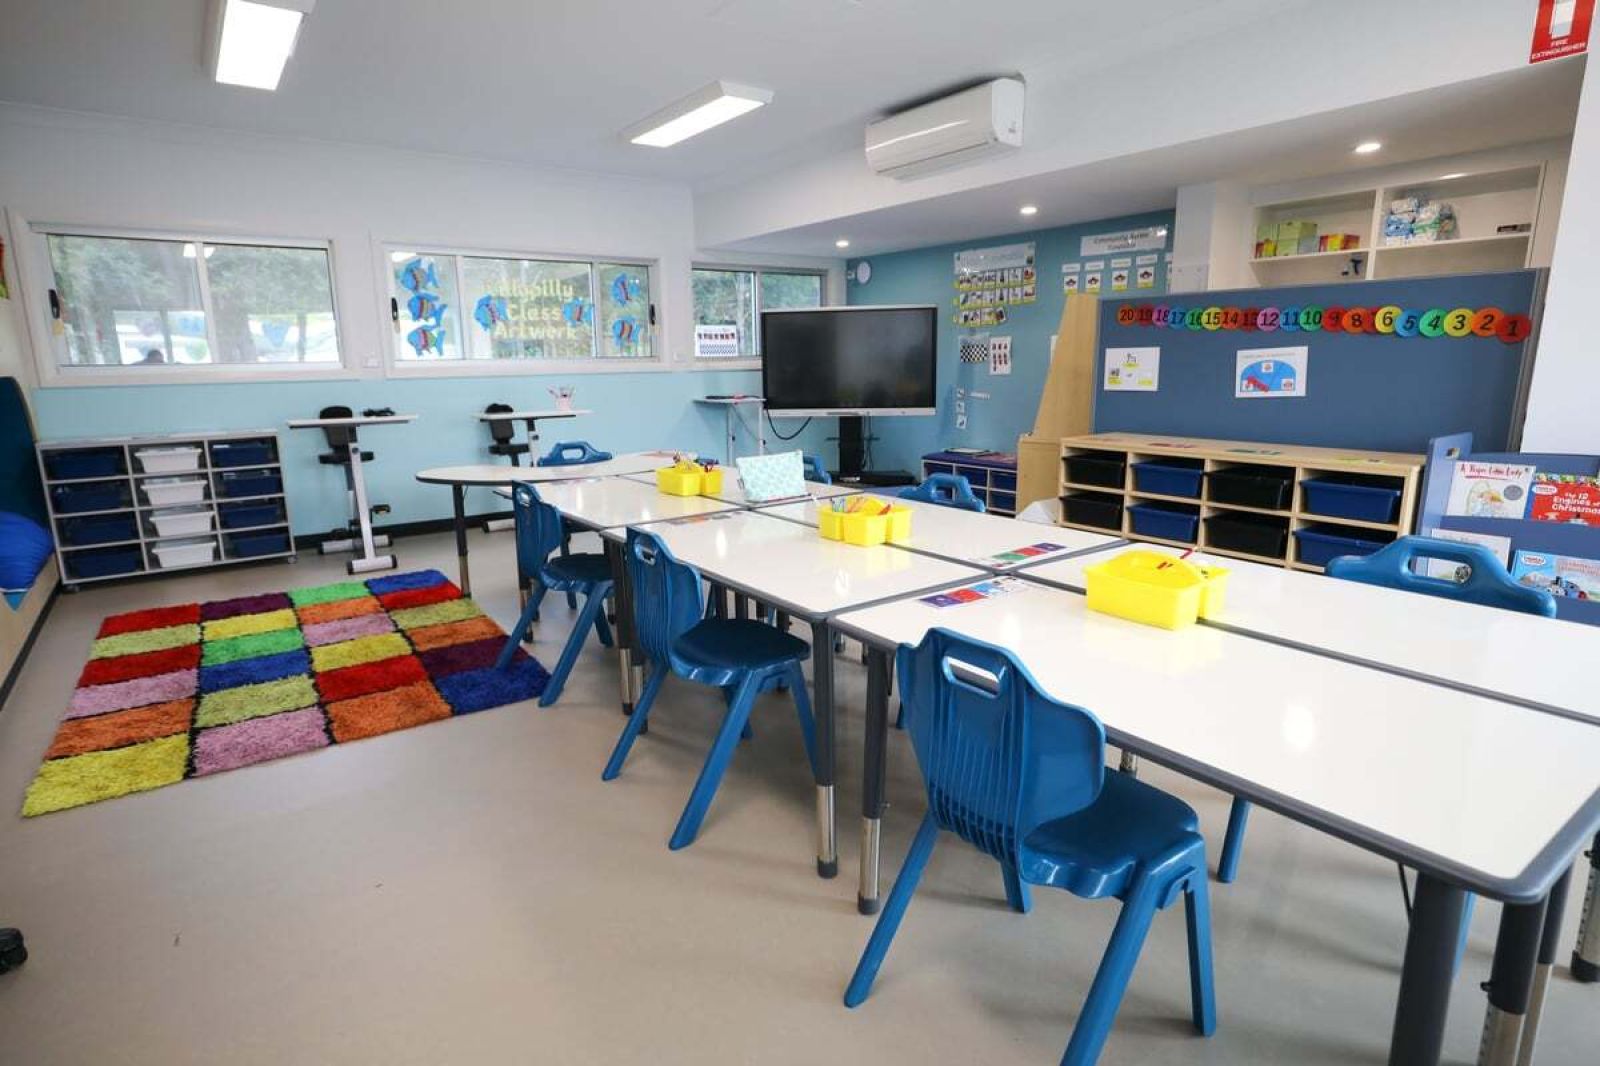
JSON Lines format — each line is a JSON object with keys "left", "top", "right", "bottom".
{"left": 899, "top": 472, "right": 986, "bottom": 513}
{"left": 1215, "top": 537, "right": 1556, "bottom": 970}
{"left": 602, "top": 528, "right": 818, "bottom": 850}
{"left": 802, "top": 454, "right": 832, "bottom": 485}
{"left": 846, "top": 629, "right": 1216, "bottom": 1064}
{"left": 537, "top": 440, "right": 612, "bottom": 467}
{"left": 495, "top": 484, "right": 614, "bottom": 706}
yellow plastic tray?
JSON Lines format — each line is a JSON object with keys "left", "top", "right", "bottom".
{"left": 818, "top": 508, "right": 844, "bottom": 540}
{"left": 817, "top": 500, "right": 911, "bottom": 546}
{"left": 698, "top": 468, "right": 725, "bottom": 496}
{"left": 1084, "top": 550, "right": 1229, "bottom": 630}
{"left": 656, "top": 467, "right": 702, "bottom": 496}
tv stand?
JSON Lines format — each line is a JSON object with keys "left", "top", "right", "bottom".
{"left": 833, "top": 414, "right": 913, "bottom": 486}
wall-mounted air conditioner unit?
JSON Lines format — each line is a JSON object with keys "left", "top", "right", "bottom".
{"left": 865, "top": 78, "right": 1024, "bottom": 181}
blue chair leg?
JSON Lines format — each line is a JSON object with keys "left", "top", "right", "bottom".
{"left": 1060, "top": 878, "right": 1163, "bottom": 1066}
{"left": 893, "top": 701, "right": 904, "bottom": 730}
{"left": 844, "top": 812, "right": 941, "bottom": 1008}
{"left": 787, "top": 661, "right": 817, "bottom": 775}
{"left": 1217, "top": 798, "right": 1250, "bottom": 883}
{"left": 1184, "top": 872, "right": 1218, "bottom": 1036}
{"left": 602, "top": 667, "right": 666, "bottom": 780}
{"left": 1453, "top": 892, "right": 1477, "bottom": 974}
{"left": 538, "top": 589, "right": 608, "bottom": 707}
{"left": 1001, "top": 861, "right": 1032, "bottom": 914}
{"left": 669, "top": 674, "right": 762, "bottom": 850}
{"left": 495, "top": 592, "right": 544, "bottom": 670}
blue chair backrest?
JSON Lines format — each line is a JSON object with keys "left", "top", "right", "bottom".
{"left": 900, "top": 473, "right": 986, "bottom": 513}
{"left": 511, "top": 483, "right": 565, "bottom": 580}
{"left": 538, "top": 441, "right": 612, "bottom": 467}
{"left": 626, "top": 528, "right": 707, "bottom": 665}
{"left": 897, "top": 629, "right": 1105, "bottom": 864}
{"left": 1326, "top": 536, "right": 1557, "bottom": 617}
{"left": 802, "top": 454, "right": 832, "bottom": 485}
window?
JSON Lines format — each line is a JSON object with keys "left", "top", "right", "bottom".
{"left": 41, "top": 231, "right": 339, "bottom": 368}
{"left": 389, "top": 247, "right": 655, "bottom": 364}
{"left": 692, "top": 267, "right": 824, "bottom": 357}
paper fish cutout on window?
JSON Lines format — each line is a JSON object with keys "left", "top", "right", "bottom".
{"left": 612, "top": 316, "right": 641, "bottom": 345}
{"left": 562, "top": 297, "right": 593, "bottom": 326}
{"left": 397, "top": 257, "right": 441, "bottom": 293}
{"left": 407, "top": 324, "right": 446, "bottom": 355}
{"left": 610, "top": 274, "right": 643, "bottom": 305}
{"left": 473, "top": 294, "right": 509, "bottom": 330}
{"left": 407, "top": 292, "right": 446, "bottom": 323}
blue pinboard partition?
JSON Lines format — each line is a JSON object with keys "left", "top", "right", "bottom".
{"left": 1093, "top": 271, "right": 1543, "bottom": 452}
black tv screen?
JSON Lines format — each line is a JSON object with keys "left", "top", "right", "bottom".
{"left": 761, "top": 306, "right": 937, "bottom": 416}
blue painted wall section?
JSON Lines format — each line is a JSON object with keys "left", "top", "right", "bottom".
{"left": 842, "top": 211, "right": 1175, "bottom": 473}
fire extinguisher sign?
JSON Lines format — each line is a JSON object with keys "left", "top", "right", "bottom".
{"left": 1530, "top": 0, "right": 1592, "bottom": 63}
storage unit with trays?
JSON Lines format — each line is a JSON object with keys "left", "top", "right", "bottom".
{"left": 920, "top": 450, "right": 1019, "bottom": 515}
{"left": 1057, "top": 433, "right": 1424, "bottom": 571}
{"left": 36, "top": 430, "right": 295, "bottom": 589}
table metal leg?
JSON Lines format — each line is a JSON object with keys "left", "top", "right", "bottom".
{"left": 1514, "top": 867, "right": 1573, "bottom": 1066}
{"left": 858, "top": 645, "right": 891, "bottom": 914}
{"left": 1573, "top": 831, "right": 1600, "bottom": 983}
{"left": 605, "top": 539, "right": 639, "bottom": 717}
{"left": 451, "top": 484, "right": 471, "bottom": 595}
{"left": 811, "top": 619, "right": 837, "bottom": 879}
{"left": 1389, "top": 873, "right": 1468, "bottom": 1066}
{"left": 1475, "top": 893, "right": 1550, "bottom": 1065}
{"left": 735, "top": 594, "right": 750, "bottom": 620}
{"left": 1118, "top": 750, "right": 1138, "bottom": 776}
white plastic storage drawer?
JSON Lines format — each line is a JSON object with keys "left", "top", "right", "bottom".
{"left": 135, "top": 446, "right": 202, "bottom": 474}
{"left": 143, "top": 477, "right": 207, "bottom": 507}
{"left": 151, "top": 537, "right": 217, "bottom": 569}
{"left": 148, "top": 507, "right": 213, "bottom": 539}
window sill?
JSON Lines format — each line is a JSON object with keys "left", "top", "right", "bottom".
{"left": 385, "top": 357, "right": 672, "bottom": 379}
{"left": 38, "top": 364, "right": 358, "bottom": 388}
{"left": 685, "top": 357, "right": 763, "bottom": 372}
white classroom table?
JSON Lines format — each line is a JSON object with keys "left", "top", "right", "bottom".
{"left": 830, "top": 576, "right": 1600, "bottom": 1066}
{"left": 414, "top": 452, "right": 681, "bottom": 594}
{"left": 760, "top": 495, "right": 1124, "bottom": 572}
{"left": 599, "top": 509, "right": 986, "bottom": 879}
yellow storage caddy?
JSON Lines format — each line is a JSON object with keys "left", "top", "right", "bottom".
{"left": 1084, "top": 550, "right": 1229, "bottom": 630}
{"left": 842, "top": 509, "right": 890, "bottom": 546}
{"left": 698, "top": 467, "right": 725, "bottom": 496}
{"left": 818, "top": 508, "right": 845, "bottom": 541}
{"left": 656, "top": 466, "right": 702, "bottom": 496}
{"left": 885, "top": 504, "right": 912, "bottom": 544}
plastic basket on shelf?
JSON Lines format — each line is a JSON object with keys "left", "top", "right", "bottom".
{"left": 143, "top": 478, "right": 207, "bottom": 507}
{"left": 134, "top": 446, "right": 203, "bottom": 474}
{"left": 1084, "top": 550, "right": 1229, "bottom": 630}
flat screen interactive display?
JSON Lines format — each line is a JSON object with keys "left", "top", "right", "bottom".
{"left": 761, "top": 306, "right": 937, "bottom": 416}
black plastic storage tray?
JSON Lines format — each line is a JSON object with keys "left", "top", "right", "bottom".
{"left": 1205, "top": 465, "right": 1293, "bottom": 510}
{"left": 44, "top": 447, "right": 125, "bottom": 480}
{"left": 1204, "top": 512, "right": 1289, "bottom": 558}
{"left": 227, "top": 530, "right": 290, "bottom": 558}
{"left": 1300, "top": 475, "right": 1402, "bottom": 524}
{"left": 210, "top": 440, "right": 275, "bottom": 468}
{"left": 1064, "top": 451, "right": 1126, "bottom": 489}
{"left": 60, "top": 513, "right": 138, "bottom": 546}
{"left": 1062, "top": 492, "right": 1123, "bottom": 531}
{"left": 65, "top": 546, "right": 142, "bottom": 580}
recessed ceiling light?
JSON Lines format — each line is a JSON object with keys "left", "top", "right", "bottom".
{"left": 210, "top": 0, "right": 315, "bottom": 91}
{"left": 835, "top": 239, "right": 851, "bottom": 249}
{"left": 1019, "top": 204, "right": 1039, "bottom": 216}
{"left": 624, "top": 80, "right": 773, "bottom": 148}
{"left": 1354, "top": 141, "right": 1383, "bottom": 155}
{"left": 1438, "top": 172, "right": 1467, "bottom": 181}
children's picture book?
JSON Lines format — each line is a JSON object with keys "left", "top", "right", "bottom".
{"left": 1510, "top": 550, "right": 1600, "bottom": 600}
{"left": 1445, "top": 461, "right": 1536, "bottom": 519}
{"left": 1528, "top": 473, "right": 1600, "bottom": 526}
{"left": 1422, "top": 528, "right": 1512, "bottom": 580}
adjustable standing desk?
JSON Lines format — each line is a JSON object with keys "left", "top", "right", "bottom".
{"left": 287, "top": 413, "right": 416, "bottom": 575}
{"left": 830, "top": 576, "right": 1600, "bottom": 1066}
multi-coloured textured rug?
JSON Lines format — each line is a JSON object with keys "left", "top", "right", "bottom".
{"left": 23, "top": 570, "right": 549, "bottom": 816}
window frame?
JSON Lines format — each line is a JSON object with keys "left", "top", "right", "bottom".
{"left": 691, "top": 263, "right": 827, "bottom": 362}
{"left": 380, "top": 240, "right": 663, "bottom": 378}
{"left": 14, "top": 215, "right": 352, "bottom": 387}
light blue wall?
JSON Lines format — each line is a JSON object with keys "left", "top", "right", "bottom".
{"left": 844, "top": 210, "right": 1175, "bottom": 472}
{"left": 29, "top": 368, "right": 818, "bottom": 536}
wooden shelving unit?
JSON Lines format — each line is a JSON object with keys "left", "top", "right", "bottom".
{"left": 1055, "top": 433, "right": 1425, "bottom": 571}
{"left": 37, "top": 430, "right": 296, "bottom": 590}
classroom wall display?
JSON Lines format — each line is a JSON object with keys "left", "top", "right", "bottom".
{"left": 1094, "top": 270, "right": 1542, "bottom": 452}
{"left": 1235, "top": 346, "right": 1307, "bottom": 399}
{"left": 988, "top": 335, "right": 1012, "bottom": 376}
{"left": 694, "top": 324, "right": 740, "bottom": 358}
{"left": 1081, "top": 225, "right": 1168, "bottom": 256}
{"left": 953, "top": 241, "right": 1037, "bottom": 326}
{"left": 1103, "top": 347, "right": 1160, "bottom": 392}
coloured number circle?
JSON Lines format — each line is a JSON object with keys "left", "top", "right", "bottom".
{"left": 1202, "top": 307, "right": 1224, "bottom": 330}
{"left": 1443, "top": 308, "right": 1475, "bottom": 338}
{"left": 1470, "top": 307, "right": 1503, "bottom": 338}
{"left": 1419, "top": 309, "right": 1448, "bottom": 337}
{"left": 1221, "top": 307, "right": 1245, "bottom": 330}
{"left": 1186, "top": 307, "right": 1206, "bottom": 329}
{"left": 1374, "top": 306, "right": 1402, "bottom": 334}
{"left": 1298, "top": 306, "right": 1323, "bottom": 331}
{"left": 1255, "top": 307, "right": 1282, "bottom": 332}
{"left": 1342, "top": 307, "right": 1370, "bottom": 333}
{"left": 1496, "top": 313, "right": 1532, "bottom": 343}
{"left": 1171, "top": 309, "right": 1189, "bottom": 330}
{"left": 1151, "top": 305, "right": 1169, "bottom": 326}
{"left": 1116, "top": 305, "right": 1138, "bottom": 326}
{"left": 1322, "top": 306, "right": 1346, "bottom": 332}
{"left": 1279, "top": 306, "right": 1300, "bottom": 332}
{"left": 1395, "top": 310, "right": 1421, "bottom": 338}
{"left": 1136, "top": 305, "right": 1156, "bottom": 326}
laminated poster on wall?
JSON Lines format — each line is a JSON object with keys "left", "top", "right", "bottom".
{"left": 988, "top": 335, "right": 1012, "bottom": 376}
{"left": 1510, "top": 550, "right": 1600, "bottom": 600}
{"left": 1083, "top": 269, "right": 1103, "bottom": 295}
{"left": 1062, "top": 262, "right": 1081, "bottom": 294}
{"left": 1103, "top": 347, "right": 1160, "bottom": 392}
{"left": 1528, "top": 473, "right": 1600, "bottom": 526}
{"left": 1235, "top": 346, "right": 1308, "bottom": 399}
{"left": 959, "top": 334, "right": 989, "bottom": 364}
{"left": 694, "top": 324, "right": 741, "bottom": 358}
{"left": 1422, "top": 528, "right": 1513, "bottom": 580}
{"left": 1445, "top": 461, "right": 1536, "bottom": 519}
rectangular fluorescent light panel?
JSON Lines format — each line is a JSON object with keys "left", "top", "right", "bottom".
{"left": 626, "top": 81, "right": 772, "bottom": 147}
{"left": 214, "top": 0, "right": 312, "bottom": 90}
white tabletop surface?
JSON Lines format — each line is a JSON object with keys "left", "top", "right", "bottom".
{"left": 519, "top": 476, "right": 742, "bottom": 529}
{"left": 288, "top": 414, "right": 417, "bottom": 427}
{"left": 832, "top": 577, "right": 1600, "bottom": 895}
{"left": 1021, "top": 544, "right": 1600, "bottom": 724}
{"left": 416, "top": 451, "right": 679, "bottom": 486}
{"left": 474, "top": 409, "right": 591, "bottom": 421}
{"left": 620, "top": 471, "right": 860, "bottom": 507}
{"left": 762, "top": 496, "right": 1124, "bottom": 570}
{"left": 601, "top": 510, "right": 985, "bottom": 619}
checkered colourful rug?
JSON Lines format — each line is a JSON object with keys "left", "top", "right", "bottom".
{"left": 23, "top": 570, "right": 549, "bottom": 817}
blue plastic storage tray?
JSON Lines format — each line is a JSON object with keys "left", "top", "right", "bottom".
{"left": 990, "top": 491, "right": 1016, "bottom": 513}
{"left": 60, "top": 514, "right": 137, "bottom": 546}
{"left": 45, "top": 448, "right": 124, "bottom": 480}
{"left": 52, "top": 483, "right": 127, "bottom": 514}
{"left": 218, "top": 501, "right": 283, "bottom": 529}
{"left": 1128, "top": 502, "right": 1200, "bottom": 543}
{"left": 210, "top": 441, "right": 274, "bottom": 468}
{"left": 1132, "top": 461, "right": 1204, "bottom": 499}
{"left": 992, "top": 472, "right": 1017, "bottom": 492}
{"left": 228, "top": 530, "right": 290, "bottom": 558}
{"left": 1300, "top": 478, "right": 1402, "bottom": 524}
{"left": 66, "top": 546, "right": 142, "bottom": 580}
{"left": 1293, "top": 526, "right": 1390, "bottom": 568}
{"left": 218, "top": 471, "right": 281, "bottom": 499}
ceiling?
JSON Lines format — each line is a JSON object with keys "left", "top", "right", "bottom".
{"left": 0, "top": 0, "right": 1306, "bottom": 186}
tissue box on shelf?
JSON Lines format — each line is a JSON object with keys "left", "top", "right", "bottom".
{"left": 1318, "top": 234, "right": 1360, "bottom": 252}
